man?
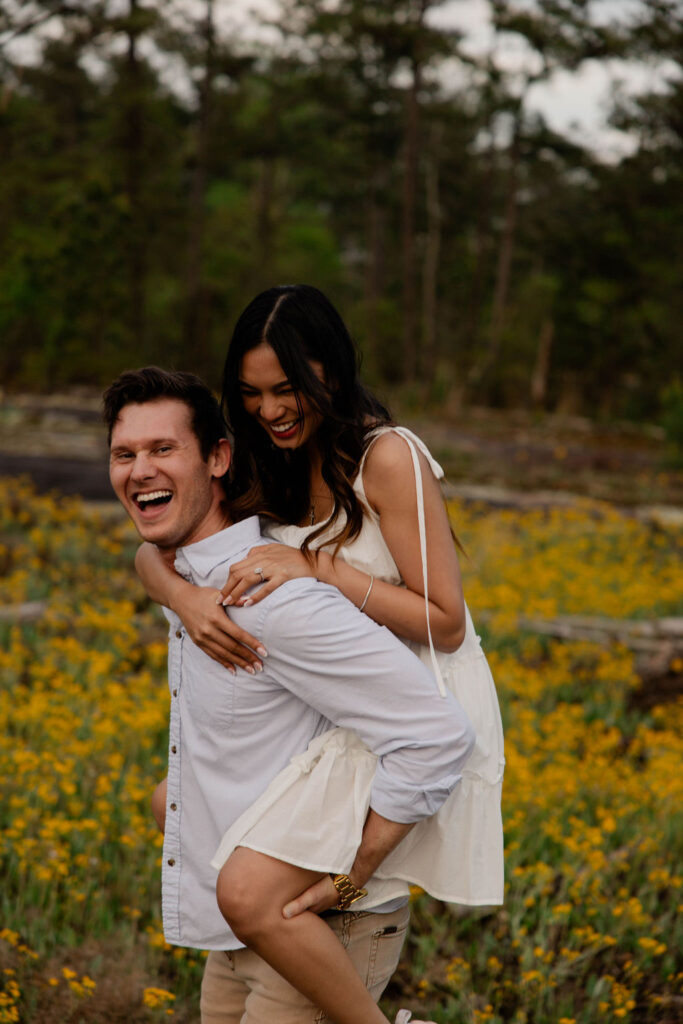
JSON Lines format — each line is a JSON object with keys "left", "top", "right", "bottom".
{"left": 104, "top": 367, "right": 474, "bottom": 1024}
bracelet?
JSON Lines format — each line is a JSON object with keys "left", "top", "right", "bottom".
{"left": 329, "top": 873, "right": 368, "bottom": 911}
{"left": 359, "top": 574, "right": 374, "bottom": 612}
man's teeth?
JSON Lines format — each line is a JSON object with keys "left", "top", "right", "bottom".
{"left": 272, "top": 421, "right": 298, "bottom": 434}
{"left": 137, "top": 490, "right": 172, "bottom": 505}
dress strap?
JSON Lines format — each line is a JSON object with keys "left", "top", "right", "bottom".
{"left": 360, "top": 426, "right": 444, "bottom": 481}
{"left": 360, "top": 426, "right": 447, "bottom": 698}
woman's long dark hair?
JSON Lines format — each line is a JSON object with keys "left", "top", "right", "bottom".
{"left": 221, "top": 284, "right": 392, "bottom": 553}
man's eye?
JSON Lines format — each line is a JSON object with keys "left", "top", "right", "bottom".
{"left": 156, "top": 446, "right": 172, "bottom": 454}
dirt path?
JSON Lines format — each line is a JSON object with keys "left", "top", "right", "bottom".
{"left": 1, "top": 392, "right": 680, "bottom": 507}
{"left": 0, "top": 452, "right": 113, "bottom": 500}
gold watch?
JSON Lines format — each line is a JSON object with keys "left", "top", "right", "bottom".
{"left": 329, "top": 873, "right": 368, "bottom": 911}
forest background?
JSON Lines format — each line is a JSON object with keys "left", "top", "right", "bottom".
{"left": 1, "top": 4, "right": 683, "bottom": 1024}
{"left": 1, "top": 0, "right": 682, "bottom": 430}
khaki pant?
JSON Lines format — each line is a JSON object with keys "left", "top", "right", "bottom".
{"left": 200, "top": 904, "right": 410, "bottom": 1024}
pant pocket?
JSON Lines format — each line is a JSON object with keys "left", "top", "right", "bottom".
{"left": 366, "top": 918, "right": 409, "bottom": 998}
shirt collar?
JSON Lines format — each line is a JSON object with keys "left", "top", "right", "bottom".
{"left": 175, "top": 516, "right": 262, "bottom": 581}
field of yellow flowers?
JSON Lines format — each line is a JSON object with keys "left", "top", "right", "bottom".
{"left": 0, "top": 476, "right": 681, "bottom": 1023}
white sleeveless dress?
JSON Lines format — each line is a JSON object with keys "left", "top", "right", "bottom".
{"left": 211, "top": 427, "right": 505, "bottom": 907}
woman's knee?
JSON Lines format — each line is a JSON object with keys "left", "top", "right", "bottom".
{"left": 216, "top": 856, "right": 270, "bottom": 941}
{"left": 216, "top": 849, "right": 318, "bottom": 943}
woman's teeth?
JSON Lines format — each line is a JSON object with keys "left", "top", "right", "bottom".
{"left": 271, "top": 421, "right": 298, "bottom": 434}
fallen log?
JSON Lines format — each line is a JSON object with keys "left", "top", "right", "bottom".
{"left": 0, "top": 600, "right": 48, "bottom": 623}
{"left": 477, "top": 612, "right": 683, "bottom": 658}
{"left": 443, "top": 482, "right": 683, "bottom": 528}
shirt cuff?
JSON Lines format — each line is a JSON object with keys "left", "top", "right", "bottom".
{"left": 369, "top": 768, "right": 464, "bottom": 824}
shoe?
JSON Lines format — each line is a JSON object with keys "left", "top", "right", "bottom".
{"left": 394, "top": 1012, "right": 437, "bottom": 1024}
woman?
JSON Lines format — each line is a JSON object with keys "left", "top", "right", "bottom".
{"left": 138, "top": 285, "right": 504, "bottom": 1024}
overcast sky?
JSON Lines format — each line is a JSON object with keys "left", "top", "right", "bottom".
{"left": 225, "top": 0, "right": 679, "bottom": 160}
{"left": 428, "top": 0, "right": 678, "bottom": 159}
{"left": 6, "top": 0, "right": 680, "bottom": 160}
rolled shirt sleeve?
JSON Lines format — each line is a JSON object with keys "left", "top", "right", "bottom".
{"left": 258, "top": 579, "right": 476, "bottom": 824}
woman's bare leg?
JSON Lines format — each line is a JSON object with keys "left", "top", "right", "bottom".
{"left": 151, "top": 777, "right": 167, "bottom": 834}
{"left": 216, "top": 847, "right": 390, "bottom": 1024}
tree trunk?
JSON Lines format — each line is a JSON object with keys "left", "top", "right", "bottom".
{"left": 468, "top": 115, "right": 521, "bottom": 389}
{"left": 254, "top": 156, "right": 276, "bottom": 289}
{"left": 401, "top": 68, "right": 420, "bottom": 381}
{"left": 401, "top": 0, "right": 430, "bottom": 382}
{"left": 125, "top": 0, "right": 146, "bottom": 351}
{"left": 365, "top": 167, "right": 387, "bottom": 358}
{"left": 530, "top": 317, "right": 554, "bottom": 407}
{"left": 421, "top": 122, "right": 443, "bottom": 388}
{"left": 466, "top": 150, "right": 495, "bottom": 367}
{"left": 183, "top": 0, "right": 215, "bottom": 377}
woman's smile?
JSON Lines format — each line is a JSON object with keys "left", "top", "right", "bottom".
{"left": 239, "top": 342, "right": 323, "bottom": 449}
{"left": 269, "top": 418, "right": 301, "bottom": 439}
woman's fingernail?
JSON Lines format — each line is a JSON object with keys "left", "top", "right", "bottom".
{"left": 245, "top": 664, "right": 255, "bottom": 675}
{"left": 227, "top": 665, "right": 236, "bottom": 675}
{"left": 222, "top": 596, "right": 233, "bottom": 606}
{"left": 241, "top": 599, "right": 254, "bottom": 607}
{"left": 282, "top": 907, "right": 293, "bottom": 919}
{"left": 253, "top": 662, "right": 263, "bottom": 673}
{"left": 256, "top": 646, "right": 268, "bottom": 657}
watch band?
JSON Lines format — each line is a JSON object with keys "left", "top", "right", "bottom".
{"left": 329, "top": 873, "right": 368, "bottom": 911}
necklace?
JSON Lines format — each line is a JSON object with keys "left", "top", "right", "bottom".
{"left": 309, "top": 490, "right": 331, "bottom": 526}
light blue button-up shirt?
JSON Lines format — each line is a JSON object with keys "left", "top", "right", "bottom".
{"left": 160, "top": 516, "right": 474, "bottom": 950}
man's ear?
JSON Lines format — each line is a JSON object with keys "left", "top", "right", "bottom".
{"left": 209, "top": 438, "right": 231, "bottom": 479}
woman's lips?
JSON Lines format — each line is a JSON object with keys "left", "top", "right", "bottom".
{"left": 268, "top": 420, "right": 300, "bottom": 441}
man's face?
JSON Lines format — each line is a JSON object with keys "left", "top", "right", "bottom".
{"left": 109, "top": 398, "right": 229, "bottom": 552}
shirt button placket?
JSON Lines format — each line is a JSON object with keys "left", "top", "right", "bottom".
{"left": 164, "top": 618, "right": 183, "bottom": 935}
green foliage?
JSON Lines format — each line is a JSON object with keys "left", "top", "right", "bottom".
{"left": 0, "top": 0, "right": 680, "bottom": 423}
{"left": 660, "top": 380, "right": 683, "bottom": 466}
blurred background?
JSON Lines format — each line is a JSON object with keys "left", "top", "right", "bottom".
{"left": 1, "top": 0, "right": 681, "bottom": 422}
{"left": 2, "top": 6, "right": 683, "bottom": 1022}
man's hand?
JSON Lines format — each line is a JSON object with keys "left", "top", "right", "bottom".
{"left": 282, "top": 874, "right": 339, "bottom": 919}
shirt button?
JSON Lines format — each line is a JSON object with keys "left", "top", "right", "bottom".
{"left": 171, "top": 745, "right": 177, "bottom": 753}
{"left": 167, "top": 858, "right": 175, "bottom": 866}
{"left": 175, "top": 630, "right": 182, "bottom": 639}
{"left": 170, "top": 803, "right": 177, "bottom": 811}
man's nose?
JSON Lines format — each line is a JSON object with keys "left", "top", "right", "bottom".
{"left": 131, "top": 452, "right": 157, "bottom": 480}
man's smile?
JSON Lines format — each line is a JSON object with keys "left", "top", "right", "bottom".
{"left": 133, "top": 489, "right": 173, "bottom": 517}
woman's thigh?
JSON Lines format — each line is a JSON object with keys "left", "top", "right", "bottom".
{"left": 217, "top": 846, "right": 325, "bottom": 927}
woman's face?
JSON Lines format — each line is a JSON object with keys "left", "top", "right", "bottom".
{"left": 238, "top": 342, "right": 324, "bottom": 449}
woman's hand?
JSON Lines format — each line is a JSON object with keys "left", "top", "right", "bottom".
{"left": 282, "top": 874, "right": 339, "bottom": 919}
{"left": 173, "top": 584, "right": 267, "bottom": 674}
{"left": 221, "top": 544, "right": 316, "bottom": 608}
